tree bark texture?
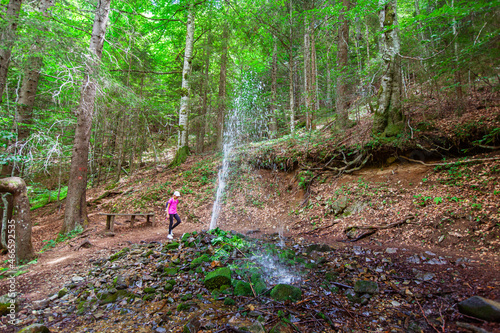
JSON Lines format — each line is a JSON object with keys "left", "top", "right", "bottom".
{"left": 270, "top": 36, "right": 278, "bottom": 137}
{"left": 336, "top": 0, "right": 350, "bottom": 128}
{"left": 0, "top": 0, "right": 23, "bottom": 103}
{"left": 178, "top": 6, "right": 195, "bottom": 149}
{"left": 373, "top": 0, "right": 403, "bottom": 136}
{"left": 63, "top": 0, "right": 111, "bottom": 233}
{"left": 216, "top": 24, "right": 229, "bottom": 150}
{"left": 16, "top": 0, "right": 54, "bottom": 142}
{"left": 0, "top": 177, "right": 34, "bottom": 264}
{"left": 197, "top": 33, "right": 212, "bottom": 153}
{"left": 303, "top": 16, "right": 312, "bottom": 130}
{"left": 288, "top": 0, "right": 295, "bottom": 134}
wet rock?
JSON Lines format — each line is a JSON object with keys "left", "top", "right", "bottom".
{"left": 458, "top": 296, "right": 500, "bottom": 322}
{"left": 270, "top": 284, "right": 302, "bottom": 302}
{"left": 354, "top": 280, "right": 379, "bottom": 294}
{"left": 17, "top": 323, "right": 51, "bottom": 333}
{"left": 204, "top": 267, "right": 232, "bottom": 290}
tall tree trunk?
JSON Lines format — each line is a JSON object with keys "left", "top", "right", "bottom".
{"left": 288, "top": 0, "right": 295, "bottom": 134}
{"left": 0, "top": 0, "right": 22, "bottom": 103}
{"left": 326, "top": 45, "right": 332, "bottom": 110}
{"left": 198, "top": 32, "right": 211, "bottom": 153}
{"left": 451, "top": 0, "right": 464, "bottom": 112}
{"left": 216, "top": 23, "right": 229, "bottom": 150}
{"left": 178, "top": 5, "right": 195, "bottom": 150}
{"left": 303, "top": 15, "right": 312, "bottom": 130}
{"left": 311, "top": 31, "right": 318, "bottom": 124}
{"left": 373, "top": 0, "right": 403, "bottom": 136}
{"left": 62, "top": 0, "right": 111, "bottom": 234}
{"left": 171, "top": 5, "right": 195, "bottom": 166}
{"left": 0, "top": 177, "right": 34, "bottom": 264}
{"left": 336, "top": 0, "right": 350, "bottom": 128}
{"left": 16, "top": 0, "right": 53, "bottom": 141}
{"left": 270, "top": 36, "right": 278, "bottom": 137}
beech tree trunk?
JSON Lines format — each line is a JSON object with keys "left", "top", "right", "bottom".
{"left": 16, "top": 0, "right": 53, "bottom": 141}
{"left": 373, "top": 0, "right": 403, "bottom": 136}
{"left": 62, "top": 0, "right": 111, "bottom": 233}
{"left": 178, "top": 5, "right": 195, "bottom": 150}
{"left": 336, "top": 0, "right": 350, "bottom": 128}
{"left": 270, "top": 36, "right": 278, "bottom": 137}
{"left": 326, "top": 45, "right": 332, "bottom": 109}
{"left": 216, "top": 24, "right": 229, "bottom": 150}
{"left": 0, "top": 0, "right": 22, "bottom": 103}
{"left": 0, "top": 177, "right": 34, "bottom": 264}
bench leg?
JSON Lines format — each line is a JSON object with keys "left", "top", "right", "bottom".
{"left": 110, "top": 216, "right": 115, "bottom": 232}
{"left": 131, "top": 215, "right": 135, "bottom": 227}
{"left": 151, "top": 214, "right": 155, "bottom": 227}
{"left": 106, "top": 216, "right": 111, "bottom": 230}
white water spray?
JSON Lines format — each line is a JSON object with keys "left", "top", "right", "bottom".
{"left": 209, "top": 73, "right": 270, "bottom": 230}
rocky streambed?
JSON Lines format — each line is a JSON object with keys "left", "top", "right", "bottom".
{"left": 2, "top": 229, "right": 500, "bottom": 333}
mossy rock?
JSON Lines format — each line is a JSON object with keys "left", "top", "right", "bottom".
{"left": 17, "top": 324, "right": 51, "bottom": 333}
{"left": 163, "top": 267, "right": 178, "bottom": 275}
{"left": 143, "top": 294, "right": 155, "bottom": 301}
{"left": 204, "top": 267, "right": 231, "bottom": 290}
{"left": 166, "top": 242, "right": 180, "bottom": 250}
{"left": 250, "top": 273, "right": 262, "bottom": 284}
{"left": 142, "top": 250, "right": 154, "bottom": 257}
{"left": 164, "top": 283, "right": 174, "bottom": 292}
{"left": 98, "top": 290, "right": 133, "bottom": 305}
{"left": 144, "top": 287, "right": 156, "bottom": 294}
{"left": 177, "top": 301, "right": 196, "bottom": 312}
{"left": 383, "top": 123, "right": 404, "bottom": 137}
{"left": 224, "top": 297, "right": 236, "bottom": 306}
{"left": 181, "top": 233, "right": 191, "bottom": 242}
{"left": 278, "top": 249, "right": 295, "bottom": 260}
{"left": 254, "top": 281, "right": 267, "bottom": 295}
{"left": 190, "top": 254, "right": 210, "bottom": 268}
{"left": 354, "top": 280, "right": 379, "bottom": 294}
{"left": 109, "top": 247, "right": 130, "bottom": 262}
{"left": 270, "top": 284, "right": 302, "bottom": 302}
{"left": 181, "top": 293, "right": 193, "bottom": 301}
{"left": 325, "top": 272, "right": 338, "bottom": 281}
{"left": 58, "top": 287, "right": 68, "bottom": 298}
{"left": 183, "top": 317, "right": 201, "bottom": 333}
{"left": 234, "top": 281, "right": 253, "bottom": 296}
{"left": 0, "top": 295, "right": 17, "bottom": 316}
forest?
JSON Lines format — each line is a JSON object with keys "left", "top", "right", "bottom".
{"left": 0, "top": 0, "right": 500, "bottom": 332}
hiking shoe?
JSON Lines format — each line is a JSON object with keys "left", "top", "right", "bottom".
{"left": 167, "top": 234, "right": 173, "bottom": 240}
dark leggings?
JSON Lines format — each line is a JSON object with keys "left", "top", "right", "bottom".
{"left": 168, "top": 213, "right": 181, "bottom": 234}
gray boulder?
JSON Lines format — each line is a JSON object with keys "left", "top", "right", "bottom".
{"left": 458, "top": 296, "right": 500, "bottom": 322}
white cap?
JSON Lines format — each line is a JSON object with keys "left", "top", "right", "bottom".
{"left": 173, "top": 191, "right": 181, "bottom": 197}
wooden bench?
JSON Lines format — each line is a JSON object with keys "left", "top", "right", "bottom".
{"left": 98, "top": 213, "right": 155, "bottom": 232}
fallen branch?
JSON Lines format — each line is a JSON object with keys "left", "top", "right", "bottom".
{"left": 303, "top": 221, "right": 339, "bottom": 235}
{"left": 456, "top": 322, "right": 490, "bottom": 333}
{"left": 416, "top": 298, "right": 442, "bottom": 333}
{"left": 400, "top": 155, "right": 500, "bottom": 166}
{"left": 344, "top": 215, "right": 414, "bottom": 242}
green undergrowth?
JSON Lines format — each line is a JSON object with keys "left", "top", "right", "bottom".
{"left": 40, "top": 225, "right": 83, "bottom": 253}
{"left": 29, "top": 186, "right": 68, "bottom": 210}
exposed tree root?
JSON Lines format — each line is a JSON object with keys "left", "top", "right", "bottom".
{"left": 344, "top": 215, "right": 415, "bottom": 242}
{"left": 400, "top": 155, "right": 500, "bottom": 166}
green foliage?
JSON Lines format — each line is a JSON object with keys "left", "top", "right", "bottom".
{"left": 29, "top": 186, "right": 68, "bottom": 210}
{"left": 40, "top": 225, "right": 84, "bottom": 253}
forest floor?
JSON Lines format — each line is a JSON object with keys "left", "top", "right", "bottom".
{"left": 1, "top": 92, "right": 500, "bottom": 332}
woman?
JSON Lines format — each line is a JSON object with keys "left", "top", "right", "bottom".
{"left": 165, "top": 191, "right": 181, "bottom": 239}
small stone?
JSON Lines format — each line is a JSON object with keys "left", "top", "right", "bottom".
{"left": 406, "top": 255, "right": 421, "bottom": 264}
{"left": 71, "top": 276, "right": 84, "bottom": 283}
{"left": 270, "top": 284, "right": 302, "bottom": 302}
{"left": 386, "top": 248, "right": 397, "bottom": 254}
{"left": 391, "top": 301, "right": 401, "bottom": 307}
